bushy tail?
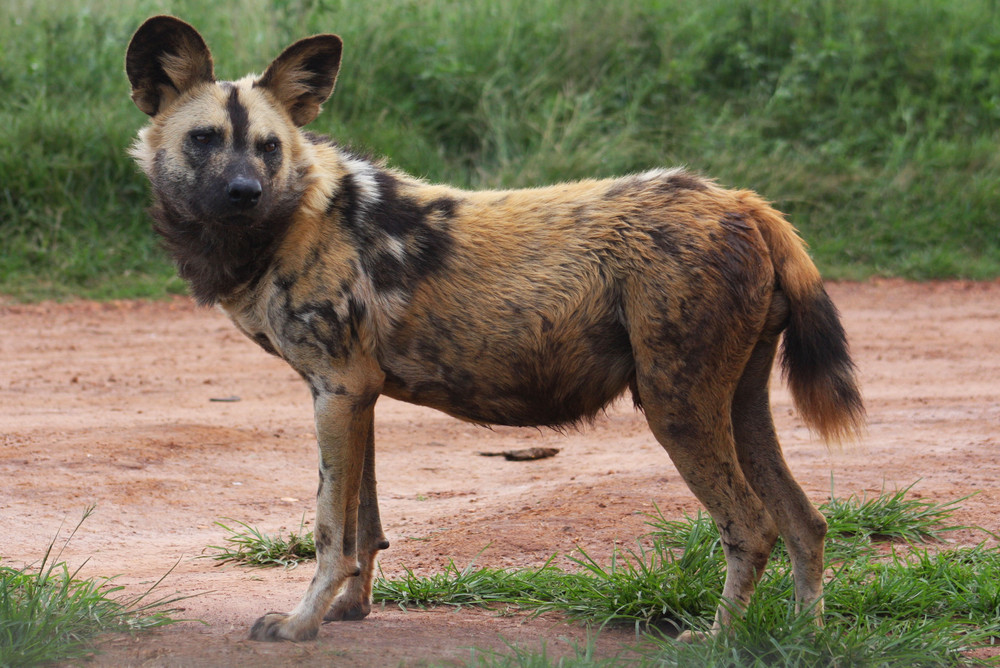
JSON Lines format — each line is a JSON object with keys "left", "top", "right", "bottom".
{"left": 744, "top": 193, "right": 866, "bottom": 444}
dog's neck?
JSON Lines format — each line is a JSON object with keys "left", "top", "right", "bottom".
{"left": 150, "top": 188, "right": 302, "bottom": 306}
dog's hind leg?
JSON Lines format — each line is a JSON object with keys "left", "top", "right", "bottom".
{"left": 628, "top": 292, "right": 779, "bottom": 638}
{"left": 325, "top": 415, "right": 389, "bottom": 622}
{"left": 640, "top": 384, "right": 780, "bottom": 639}
{"left": 731, "top": 292, "right": 827, "bottom": 623}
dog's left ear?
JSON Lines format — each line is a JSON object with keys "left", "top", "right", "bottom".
{"left": 255, "top": 35, "right": 343, "bottom": 127}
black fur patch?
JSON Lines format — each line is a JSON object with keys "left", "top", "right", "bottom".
{"left": 340, "top": 169, "right": 457, "bottom": 294}
{"left": 780, "top": 284, "right": 861, "bottom": 407}
{"left": 280, "top": 300, "right": 350, "bottom": 360}
{"left": 253, "top": 333, "right": 280, "bottom": 357}
{"left": 150, "top": 197, "right": 298, "bottom": 305}
{"left": 314, "top": 523, "right": 332, "bottom": 552}
{"left": 327, "top": 173, "right": 362, "bottom": 230}
{"left": 370, "top": 172, "right": 429, "bottom": 237}
{"left": 226, "top": 88, "right": 250, "bottom": 150}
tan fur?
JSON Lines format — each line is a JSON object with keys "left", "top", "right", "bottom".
{"left": 127, "top": 16, "right": 864, "bottom": 643}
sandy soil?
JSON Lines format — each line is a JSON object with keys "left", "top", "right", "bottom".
{"left": 1, "top": 280, "right": 998, "bottom": 666}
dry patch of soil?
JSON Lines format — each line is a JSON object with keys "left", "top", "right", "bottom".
{"left": 1, "top": 280, "right": 998, "bottom": 665}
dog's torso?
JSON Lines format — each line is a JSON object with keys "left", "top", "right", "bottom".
{"left": 220, "top": 142, "right": 772, "bottom": 428}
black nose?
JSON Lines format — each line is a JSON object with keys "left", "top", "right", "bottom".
{"left": 227, "top": 176, "right": 262, "bottom": 209}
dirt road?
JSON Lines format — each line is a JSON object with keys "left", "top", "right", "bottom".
{"left": 1, "top": 280, "right": 998, "bottom": 665}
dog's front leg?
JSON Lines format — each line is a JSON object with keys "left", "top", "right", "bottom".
{"left": 250, "top": 383, "right": 376, "bottom": 642}
{"left": 325, "top": 413, "right": 388, "bottom": 621}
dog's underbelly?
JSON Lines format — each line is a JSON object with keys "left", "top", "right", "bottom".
{"left": 378, "top": 317, "right": 636, "bottom": 428}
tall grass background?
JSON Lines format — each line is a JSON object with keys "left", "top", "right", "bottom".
{"left": 2, "top": 0, "right": 999, "bottom": 299}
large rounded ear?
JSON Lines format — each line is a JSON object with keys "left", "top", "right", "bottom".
{"left": 126, "top": 16, "right": 215, "bottom": 116}
{"left": 255, "top": 34, "right": 343, "bottom": 127}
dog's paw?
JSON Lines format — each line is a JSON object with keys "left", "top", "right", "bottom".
{"left": 324, "top": 598, "right": 371, "bottom": 622}
{"left": 249, "top": 612, "right": 319, "bottom": 642}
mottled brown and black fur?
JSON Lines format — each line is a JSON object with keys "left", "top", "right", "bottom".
{"left": 126, "top": 16, "right": 865, "bottom": 643}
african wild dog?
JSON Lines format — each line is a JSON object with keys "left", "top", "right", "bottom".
{"left": 126, "top": 16, "right": 865, "bottom": 642}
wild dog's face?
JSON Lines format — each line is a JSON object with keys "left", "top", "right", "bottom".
{"left": 126, "top": 16, "right": 342, "bottom": 298}
{"left": 133, "top": 79, "right": 302, "bottom": 225}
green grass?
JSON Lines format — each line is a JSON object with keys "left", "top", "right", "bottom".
{"left": 466, "top": 637, "right": 625, "bottom": 668}
{"left": 0, "top": 507, "right": 186, "bottom": 666}
{"left": 210, "top": 488, "right": 999, "bottom": 665}
{"left": 204, "top": 517, "right": 317, "bottom": 568}
{"left": 2, "top": 0, "right": 1000, "bottom": 300}
{"left": 820, "top": 480, "right": 973, "bottom": 544}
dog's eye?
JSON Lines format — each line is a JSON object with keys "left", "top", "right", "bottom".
{"left": 261, "top": 140, "right": 279, "bottom": 154}
{"left": 191, "top": 131, "right": 215, "bottom": 146}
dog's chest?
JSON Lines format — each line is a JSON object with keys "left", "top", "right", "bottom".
{"left": 220, "top": 299, "right": 285, "bottom": 359}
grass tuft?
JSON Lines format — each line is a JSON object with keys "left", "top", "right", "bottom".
{"left": 373, "top": 555, "right": 551, "bottom": 611}
{"left": 204, "top": 517, "right": 316, "bottom": 568}
{"left": 820, "top": 480, "right": 971, "bottom": 543}
{"left": 0, "top": 507, "right": 186, "bottom": 666}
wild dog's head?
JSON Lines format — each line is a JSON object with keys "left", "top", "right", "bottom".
{"left": 126, "top": 16, "right": 342, "bottom": 303}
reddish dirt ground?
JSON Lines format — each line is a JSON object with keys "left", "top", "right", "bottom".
{"left": 1, "top": 280, "right": 998, "bottom": 666}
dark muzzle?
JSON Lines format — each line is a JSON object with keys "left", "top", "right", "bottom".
{"left": 227, "top": 176, "right": 262, "bottom": 209}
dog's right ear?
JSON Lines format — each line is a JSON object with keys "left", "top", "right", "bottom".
{"left": 126, "top": 16, "right": 215, "bottom": 116}
{"left": 255, "top": 34, "right": 343, "bottom": 127}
